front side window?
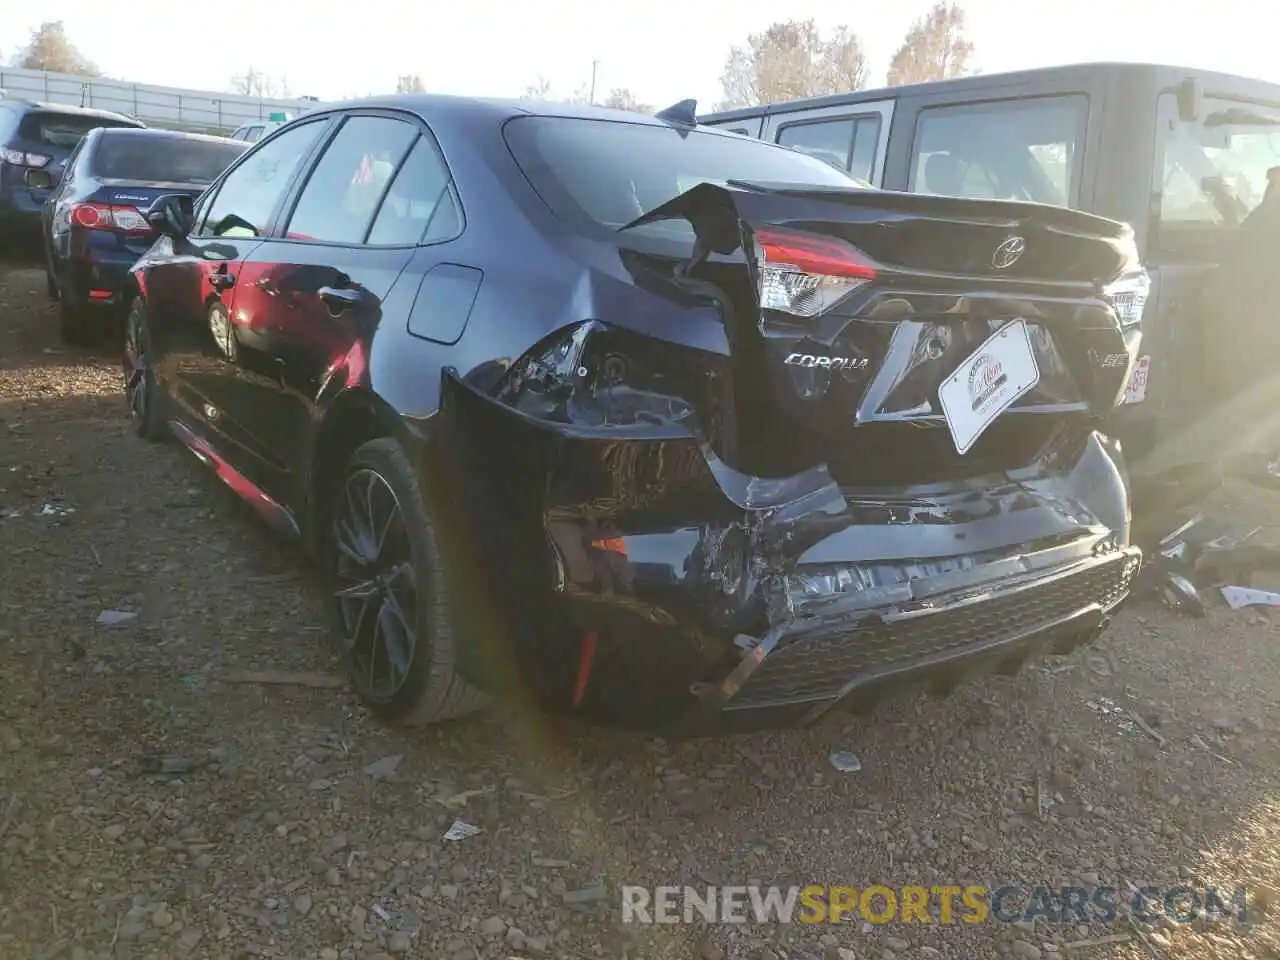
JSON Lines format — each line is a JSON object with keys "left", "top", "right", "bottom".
{"left": 504, "top": 116, "right": 862, "bottom": 242}
{"left": 1156, "top": 93, "right": 1280, "bottom": 230}
{"left": 776, "top": 115, "right": 881, "bottom": 183}
{"left": 910, "top": 96, "right": 1087, "bottom": 208}
{"left": 199, "top": 120, "right": 326, "bottom": 238}
{"left": 286, "top": 116, "right": 420, "bottom": 244}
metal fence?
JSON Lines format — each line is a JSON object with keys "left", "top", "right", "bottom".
{"left": 0, "top": 66, "right": 325, "bottom": 134}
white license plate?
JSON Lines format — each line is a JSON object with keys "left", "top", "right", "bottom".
{"left": 1123, "top": 355, "right": 1151, "bottom": 404}
{"left": 938, "top": 319, "right": 1041, "bottom": 455}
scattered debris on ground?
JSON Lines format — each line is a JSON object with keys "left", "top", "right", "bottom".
{"left": 1, "top": 264, "right": 1278, "bottom": 959}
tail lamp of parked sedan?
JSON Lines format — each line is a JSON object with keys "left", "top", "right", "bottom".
{"left": 71, "top": 202, "right": 151, "bottom": 234}
{"left": 0, "top": 147, "right": 51, "bottom": 168}
{"left": 753, "top": 225, "right": 878, "bottom": 318}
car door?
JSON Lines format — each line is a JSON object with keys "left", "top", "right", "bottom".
{"left": 145, "top": 117, "right": 332, "bottom": 486}
{"left": 761, "top": 100, "right": 895, "bottom": 185}
{"left": 223, "top": 112, "right": 462, "bottom": 505}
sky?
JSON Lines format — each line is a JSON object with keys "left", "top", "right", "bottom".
{"left": 3, "top": 0, "right": 1278, "bottom": 108}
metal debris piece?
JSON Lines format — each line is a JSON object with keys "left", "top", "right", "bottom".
{"left": 828, "top": 750, "right": 862, "bottom": 773}
{"left": 1221, "top": 585, "right": 1280, "bottom": 610}
{"left": 96, "top": 610, "right": 137, "bottom": 626}
{"left": 442, "top": 819, "right": 482, "bottom": 841}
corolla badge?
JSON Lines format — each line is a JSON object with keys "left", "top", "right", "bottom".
{"left": 992, "top": 236, "right": 1026, "bottom": 270}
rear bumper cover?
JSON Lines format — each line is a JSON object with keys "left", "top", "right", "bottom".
{"left": 437, "top": 372, "right": 1141, "bottom": 733}
{"left": 687, "top": 544, "right": 1138, "bottom": 729}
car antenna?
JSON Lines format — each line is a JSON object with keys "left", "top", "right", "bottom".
{"left": 653, "top": 99, "right": 697, "bottom": 126}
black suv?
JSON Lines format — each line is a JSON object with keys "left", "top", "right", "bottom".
{"left": 0, "top": 98, "right": 143, "bottom": 253}
{"left": 702, "top": 62, "right": 1280, "bottom": 523}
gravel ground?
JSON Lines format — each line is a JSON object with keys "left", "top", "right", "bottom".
{"left": 0, "top": 261, "right": 1277, "bottom": 960}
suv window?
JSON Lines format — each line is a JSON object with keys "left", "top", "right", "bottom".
{"left": 1156, "top": 93, "right": 1280, "bottom": 230}
{"left": 18, "top": 111, "right": 136, "bottom": 149}
{"left": 367, "top": 136, "right": 461, "bottom": 245}
{"left": 286, "top": 116, "right": 420, "bottom": 244}
{"left": 910, "top": 95, "right": 1087, "bottom": 208}
{"left": 199, "top": 120, "right": 326, "bottom": 238}
{"left": 777, "top": 116, "right": 880, "bottom": 183}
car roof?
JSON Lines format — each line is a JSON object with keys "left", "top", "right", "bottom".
{"left": 96, "top": 127, "right": 243, "bottom": 146}
{"left": 699, "top": 60, "right": 1280, "bottom": 122}
{"left": 1, "top": 98, "right": 141, "bottom": 124}
{"left": 307, "top": 93, "right": 723, "bottom": 132}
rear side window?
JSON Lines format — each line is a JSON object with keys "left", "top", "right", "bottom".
{"left": 285, "top": 116, "right": 419, "bottom": 244}
{"left": 199, "top": 120, "right": 326, "bottom": 238}
{"left": 776, "top": 115, "right": 881, "bottom": 183}
{"left": 91, "top": 134, "right": 247, "bottom": 184}
{"left": 367, "top": 136, "right": 461, "bottom": 245}
{"left": 18, "top": 112, "right": 136, "bottom": 149}
{"left": 910, "top": 96, "right": 1087, "bottom": 208}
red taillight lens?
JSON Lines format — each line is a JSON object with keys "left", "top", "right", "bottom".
{"left": 754, "top": 225, "right": 877, "bottom": 318}
{"left": 72, "top": 203, "right": 151, "bottom": 234}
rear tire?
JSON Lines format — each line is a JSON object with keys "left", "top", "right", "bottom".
{"left": 123, "top": 299, "right": 165, "bottom": 441}
{"left": 324, "top": 437, "right": 489, "bottom": 726}
{"left": 45, "top": 267, "right": 57, "bottom": 300}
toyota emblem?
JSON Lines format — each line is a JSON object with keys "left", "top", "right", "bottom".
{"left": 992, "top": 236, "right": 1026, "bottom": 270}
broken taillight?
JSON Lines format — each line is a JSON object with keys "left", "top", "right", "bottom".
{"left": 754, "top": 225, "right": 877, "bottom": 318}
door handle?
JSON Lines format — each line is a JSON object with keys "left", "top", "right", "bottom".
{"left": 207, "top": 268, "right": 235, "bottom": 292}
{"left": 318, "top": 286, "right": 361, "bottom": 312}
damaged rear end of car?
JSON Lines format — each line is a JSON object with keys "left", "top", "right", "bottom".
{"left": 444, "top": 116, "right": 1144, "bottom": 734}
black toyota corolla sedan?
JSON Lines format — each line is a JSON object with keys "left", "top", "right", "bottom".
{"left": 123, "top": 94, "right": 1145, "bottom": 734}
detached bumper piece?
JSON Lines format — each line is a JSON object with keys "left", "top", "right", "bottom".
{"left": 703, "top": 547, "right": 1140, "bottom": 724}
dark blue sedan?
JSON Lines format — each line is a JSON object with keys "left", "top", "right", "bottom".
{"left": 121, "top": 95, "right": 1145, "bottom": 734}
{"left": 38, "top": 127, "right": 246, "bottom": 343}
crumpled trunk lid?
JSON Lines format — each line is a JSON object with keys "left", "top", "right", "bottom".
{"left": 622, "top": 181, "right": 1142, "bottom": 485}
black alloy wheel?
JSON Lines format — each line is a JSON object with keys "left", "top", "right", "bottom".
{"left": 326, "top": 438, "right": 488, "bottom": 724}
{"left": 332, "top": 466, "right": 419, "bottom": 701}
{"left": 122, "top": 299, "right": 165, "bottom": 441}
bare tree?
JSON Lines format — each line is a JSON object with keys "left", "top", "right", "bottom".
{"left": 601, "top": 88, "right": 653, "bottom": 114}
{"left": 396, "top": 74, "right": 426, "bottom": 94}
{"left": 14, "top": 21, "right": 101, "bottom": 77}
{"left": 521, "top": 76, "right": 553, "bottom": 100}
{"left": 885, "top": 2, "right": 974, "bottom": 87}
{"left": 230, "top": 68, "right": 293, "bottom": 99}
{"left": 718, "top": 19, "right": 869, "bottom": 109}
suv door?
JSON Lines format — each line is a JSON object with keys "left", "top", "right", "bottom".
{"left": 761, "top": 100, "right": 894, "bottom": 185}
{"left": 146, "top": 118, "right": 331, "bottom": 480}
{"left": 226, "top": 112, "right": 463, "bottom": 504}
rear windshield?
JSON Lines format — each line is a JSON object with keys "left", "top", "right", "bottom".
{"left": 91, "top": 133, "right": 248, "bottom": 184}
{"left": 503, "top": 116, "right": 863, "bottom": 238}
{"left": 18, "top": 112, "right": 137, "bottom": 150}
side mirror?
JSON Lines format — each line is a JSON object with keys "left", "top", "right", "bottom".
{"left": 24, "top": 167, "right": 57, "bottom": 190}
{"left": 146, "top": 193, "right": 195, "bottom": 239}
